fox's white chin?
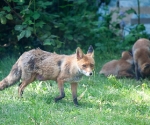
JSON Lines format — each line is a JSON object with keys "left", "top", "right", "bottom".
{"left": 80, "top": 70, "right": 93, "bottom": 76}
{"left": 85, "top": 73, "right": 91, "bottom": 76}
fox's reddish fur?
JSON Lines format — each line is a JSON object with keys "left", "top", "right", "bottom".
{"left": 132, "top": 38, "right": 150, "bottom": 80}
{"left": 99, "top": 51, "right": 135, "bottom": 78}
{"left": 0, "top": 46, "right": 95, "bottom": 105}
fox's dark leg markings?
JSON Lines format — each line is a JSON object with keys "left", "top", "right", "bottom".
{"left": 54, "top": 91, "right": 65, "bottom": 102}
{"left": 55, "top": 79, "right": 65, "bottom": 102}
{"left": 54, "top": 61, "right": 66, "bottom": 102}
{"left": 71, "top": 82, "right": 79, "bottom": 105}
{"left": 54, "top": 89, "right": 65, "bottom": 102}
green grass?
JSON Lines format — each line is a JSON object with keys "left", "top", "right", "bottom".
{"left": 0, "top": 55, "right": 150, "bottom": 125}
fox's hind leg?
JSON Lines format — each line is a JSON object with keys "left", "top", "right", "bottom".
{"left": 18, "top": 75, "right": 36, "bottom": 97}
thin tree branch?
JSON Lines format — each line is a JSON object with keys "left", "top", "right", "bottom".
{"left": 3, "top": 0, "right": 24, "bottom": 21}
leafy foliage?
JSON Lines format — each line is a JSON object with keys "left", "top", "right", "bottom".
{"left": 0, "top": 0, "right": 150, "bottom": 57}
{"left": 0, "top": 0, "right": 100, "bottom": 56}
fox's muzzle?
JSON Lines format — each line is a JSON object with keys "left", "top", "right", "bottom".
{"left": 89, "top": 72, "right": 93, "bottom": 76}
{"left": 83, "top": 71, "right": 93, "bottom": 76}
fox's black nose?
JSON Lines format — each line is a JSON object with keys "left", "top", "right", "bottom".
{"left": 89, "top": 72, "right": 93, "bottom": 76}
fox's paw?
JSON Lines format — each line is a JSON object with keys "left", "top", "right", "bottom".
{"left": 54, "top": 98, "right": 59, "bottom": 102}
{"left": 0, "top": 83, "right": 7, "bottom": 90}
{"left": 54, "top": 95, "right": 65, "bottom": 102}
{"left": 73, "top": 98, "right": 79, "bottom": 106}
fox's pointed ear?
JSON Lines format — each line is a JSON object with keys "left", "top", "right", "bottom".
{"left": 87, "top": 45, "right": 94, "bottom": 57}
{"left": 76, "top": 47, "right": 84, "bottom": 60}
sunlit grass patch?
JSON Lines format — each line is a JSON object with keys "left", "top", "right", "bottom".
{"left": 0, "top": 55, "right": 150, "bottom": 125}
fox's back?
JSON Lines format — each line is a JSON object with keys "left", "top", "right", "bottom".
{"left": 18, "top": 48, "right": 52, "bottom": 67}
{"left": 132, "top": 38, "right": 150, "bottom": 64}
{"left": 133, "top": 38, "right": 150, "bottom": 49}
{"left": 41, "top": 54, "right": 81, "bottom": 81}
{"left": 100, "top": 60, "right": 118, "bottom": 76}
{"left": 100, "top": 51, "right": 134, "bottom": 77}
{"left": 132, "top": 38, "right": 150, "bottom": 55}
{"left": 17, "top": 49, "right": 60, "bottom": 80}
{"left": 38, "top": 53, "right": 67, "bottom": 80}
{"left": 18, "top": 49, "right": 79, "bottom": 81}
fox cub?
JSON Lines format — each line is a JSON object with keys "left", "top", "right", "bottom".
{"left": 100, "top": 51, "right": 135, "bottom": 78}
{"left": 0, "top": 46, "right": 95, "bottom": 105}
{"left": 132, "top": 38, "right": 150, "bottom": 80}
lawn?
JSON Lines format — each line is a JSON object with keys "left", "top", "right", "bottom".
{"left": 0, "top": 54, "right": 150, "bottom": 125}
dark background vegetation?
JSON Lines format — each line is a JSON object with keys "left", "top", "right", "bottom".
{"left": 0, "top": 0, "right": 150, "bottom": 58}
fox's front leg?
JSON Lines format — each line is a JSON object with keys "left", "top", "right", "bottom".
{"left": 135, "top": 62, "right": 141, "bottom": 80}
{"left": 71, "top": 82, "right": 78, "bottom": 106}
{"left": 55, "top": 79, "right": 65, "bottom": 102}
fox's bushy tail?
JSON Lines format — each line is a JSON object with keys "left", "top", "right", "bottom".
{"left": 0, "top": 62, "right": 21, "bottom": 90}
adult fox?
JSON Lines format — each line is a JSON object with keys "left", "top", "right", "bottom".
{"left": 99, "top": 51, "right": 135, "bottom": 78}
{"left": 0, "top": 46, "right": 95, "bottom": 105}
{"left": 132, "top": 38, "right": 150, "bottom": 80}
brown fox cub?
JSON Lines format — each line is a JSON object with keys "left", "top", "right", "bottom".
{"left": 0, "top": 46, "right": 95, "bottom": 105}
{"left": 132, "top": 38, "right": 150, "bottom": 80}
{"left": 99, "top": 51, "right": 135, "bottom": 78}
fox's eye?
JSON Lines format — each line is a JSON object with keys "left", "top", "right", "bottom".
{"left": 90, "top": 64, "right": 94, "bottom": 68}
{"left": 82, "top": 64, "right": 86, "bottom": 68}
